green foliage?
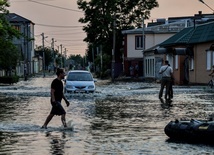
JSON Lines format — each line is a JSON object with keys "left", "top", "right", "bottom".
{"left": 0, "top": 39, "right": 20, "bottom": 71}
{"left": 0, "top": 75, "right": 19, "bottom": 84}
{"left": 94, "top": 53, "right": 111, "bottom": 77}
{"left": 0, "top": 0, "right": 10, "bottom": 14}
{"left": 0, "top": 0, "right": 22, "bottom": 74}
{"left": 35, "top": 46, "right": 55, "bottom": 67}
{"left": 67, "top": 54, "right": 85, "bottom": 69}
{"left": 68, "top": 54, "right": 83, "bottom": 65}
{"left": 77, "top": 0, "right": 159, "bottom": 62}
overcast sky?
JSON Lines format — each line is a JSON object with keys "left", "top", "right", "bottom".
{"left": 8, "top": 0, "right": 214, "bottom": 56}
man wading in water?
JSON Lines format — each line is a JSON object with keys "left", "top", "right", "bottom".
{"left": 159, "top": 60, "right": 173, "bottom": 101}
{"left": 42, "top": 68, "right": 70, "bottom": 129}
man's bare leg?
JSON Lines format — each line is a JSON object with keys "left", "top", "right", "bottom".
{"left": 42, "top": 114, "right": 54, "bottom": 129}
{"left": 61, "top": 114, "right": 67, "bottom": 127}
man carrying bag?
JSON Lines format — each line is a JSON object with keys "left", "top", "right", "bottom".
{"left": 159, "top": 60, "right": 173, "bottom": 101}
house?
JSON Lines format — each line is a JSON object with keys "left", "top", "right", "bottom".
{"left": 157, "top": 21, "right": 214, "bottom": 85}
{"left": 122, "top": 11, "right": 214, "bottom": 80}
{"left": 5, "top": 13, "right": 38, "bottom": 77}
{"left": 122, "top": 20, "right": 187, "bottom": 77}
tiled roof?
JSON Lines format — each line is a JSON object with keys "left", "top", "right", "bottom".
{"left": 189, "top": 22, "right": 214, "bottom": 43}
{"left": 159, "top": 21, "right": 214, "bottom": 47}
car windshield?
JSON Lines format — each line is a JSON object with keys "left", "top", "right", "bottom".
{"left": 67, "top": 72, "right": 93, "bottom": 81}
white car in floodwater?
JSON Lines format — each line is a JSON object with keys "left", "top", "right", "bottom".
{"left": 64, "top": 70, "right": 96, "bottom": 93}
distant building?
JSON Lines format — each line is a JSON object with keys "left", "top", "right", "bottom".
{"left": 5, "top": 13, "right": 38, "bottom": 76}
{"left": 122, "top": 18, "right": 187, "bottom": 77}
{"left": 158, "top": 21, "right": 214, "bottom": 85}
{"left": 122, "top": 11, "right": 214, "bottom": 82}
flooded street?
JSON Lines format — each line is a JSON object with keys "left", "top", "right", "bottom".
{"left": 0, "top": 75, "right": 214, "bottom": 155}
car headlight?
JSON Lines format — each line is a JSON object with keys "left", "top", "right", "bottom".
{"left": 66, "top": 85, "right": 74, "bottom": 89}
{"left": 88, "top": 85, "right": 95, "bottom": 89}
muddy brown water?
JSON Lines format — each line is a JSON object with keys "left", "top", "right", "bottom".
{"left": 0, "top": 76, "right": 213, "bottom": 154}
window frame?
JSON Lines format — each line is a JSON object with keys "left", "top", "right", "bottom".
{"left": 206, "top": 50, "right": 212, "bottom": 70}
{"left": 144, "top": 57, "right": 155, "bottom": 77}
{"left": 135, "top": 35, "right": 143, "bottom": 50}
{"left": 189, "top": 57, "right": 194, "bottom": 71}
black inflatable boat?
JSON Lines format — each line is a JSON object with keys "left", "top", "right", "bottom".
{"left": 164, "top": 119, "right": 214, "bottom": 143}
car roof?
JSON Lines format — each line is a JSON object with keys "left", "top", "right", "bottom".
{"left": 67, "top": 70, "right": 90, "bottom": 74}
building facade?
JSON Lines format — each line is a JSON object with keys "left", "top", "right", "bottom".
{"left": 5, "top": 13, "right": 40, "bottom": 77}
{"left": 159, "top": 21, "right": 214, "bottom": 84}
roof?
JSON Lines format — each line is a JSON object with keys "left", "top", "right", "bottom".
{"left": 143, "top": 45, "right": 159, "bottom": 53}
{"left": 122, "top": 20, "right": 187, "bottom": 34}
{"left": 5, "top": 13, "right": 34, "bottom": 24}
{"left": 68, "top": 70, "right": 90, "bottom": 73}
{"left": 159, "top": 21, "right": 214, "bottom": 47}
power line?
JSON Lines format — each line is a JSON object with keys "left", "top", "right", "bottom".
{"left": 37, "top": 28, "right": 83, "bottom": 33}
{"left": 198, "top": 0, "right": 214, "bottom": 13}
{"left": 56, "top": 39, "right": 84, "bottom": 42}
{"left": 10, "top": 0, "right": 54, "bottom": 2}
{"left": 45, "top": 32, "right": 85, "bottom": 35}
{"left": 28, "top": 0, "right": 83, "bottom": 13}
{"left": 35, "top": 23, "right": 83, "bottom": 28}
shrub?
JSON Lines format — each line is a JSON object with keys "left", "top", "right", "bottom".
{"left": 0, "top": 76, "right": 19, "bottom": 84}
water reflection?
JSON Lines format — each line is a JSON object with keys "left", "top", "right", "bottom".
{"left": 0, "top": 77, "right": 213, "bottom": 154}
{"left": 45, "top": 132, "right": 66, "bottom": 155}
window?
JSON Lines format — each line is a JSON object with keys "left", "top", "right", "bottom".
{"left": 135, "top": 35, "right": 144, "bottom": 50}
{"left": 175, "top": 55, "right": 178, "bottom": 70}
{"left": 206, "top": 50, "right": 212, "bottom": 70}
{"left": 12, "top": 25, "right": 21, "bottom": 32}
{"left": 145, "top": 57, "right": 155, "bottom": 77}
{"left": 189, "top": 57, "right": 194, "bottom": 70}
{"left": 212, "top": 51, "right": 214, "bottom": 66}
{"left": 166, "top": 54, "right": 174, "bottom": 69}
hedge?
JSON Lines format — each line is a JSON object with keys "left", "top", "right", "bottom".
{"left": 0, "top": 76, "right": 19, "bottom": 84}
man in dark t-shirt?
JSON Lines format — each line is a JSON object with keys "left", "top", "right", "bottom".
{"left": 41, "top": 68, "right": 70, "bottom": 129}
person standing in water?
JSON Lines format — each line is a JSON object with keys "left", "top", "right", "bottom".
{"left": 42, "top": 68, "right": 70, "bottom": 129}
{"left": 159, "top": 60, "right": 173, "bottom": 100}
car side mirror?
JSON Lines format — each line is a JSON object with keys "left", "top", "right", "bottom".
{"left": 93, "top": 79, "right": 97, "bottom": 82}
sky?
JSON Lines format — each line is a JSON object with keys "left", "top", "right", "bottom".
{"left": 8, "top": 0, "right": 214, "bottom": 56}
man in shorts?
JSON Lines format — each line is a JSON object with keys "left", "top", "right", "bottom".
{"left": 41, "top": 68, "right": 70, "bottom": 129}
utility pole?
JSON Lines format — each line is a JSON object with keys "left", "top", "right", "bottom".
{"left": 142, "top": 17, "right": 145, "bottom": 78}
{"left": 64, "top": 48, "right": 67, "bottom": 69}
{"left": 51, "top": 38, "right": 56, "bottom": 72}
{"left": 24, "top": 23, "right": 27, "bottom": 81}
{"left": 60, "top": 44, "right": 63, "bottom": 68}
{"left": 112, "top": 15, "right": 116, "bottom": 82}
{"left": 142, "top": 17, "right": 145, "bottom": 52}
{"left": 92, "top": 45, "right": 95, "bottom": 72}
{"left": 100, "top": 45, "right": 103, "bottom": 73}
{"left": 41, "top": 33, "right": 46, "bottom": 77}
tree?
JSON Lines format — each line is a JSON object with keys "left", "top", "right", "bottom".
{"left": 0, "top": 39, "right": 20, "bottom": 75}
{"left": 77, "top": 0, "right": 158, "bottom": 63}
{"left": 67, "top": 54, "right": 84, "bottom": 69}
{"left": 0, "top": 0, "right": 21, "bottom": 76}
{"left": 35, "top": 46, "right": 55, "bottom": 68}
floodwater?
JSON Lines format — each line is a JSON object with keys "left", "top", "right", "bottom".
{"left": 0, "top": 75, "right": 214, "bottom": 155}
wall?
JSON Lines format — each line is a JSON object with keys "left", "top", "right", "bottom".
{"left": 145, "top": 33, "right": 175, "bottom": 49}
{"left": 127, "top": 34, "right": 143, "bottom": 58}
{"left": 126, "top": 33, "right": 175, "bottom": 58}
{"left": 189, "top": 42, "right": 213, "bottom": 84}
